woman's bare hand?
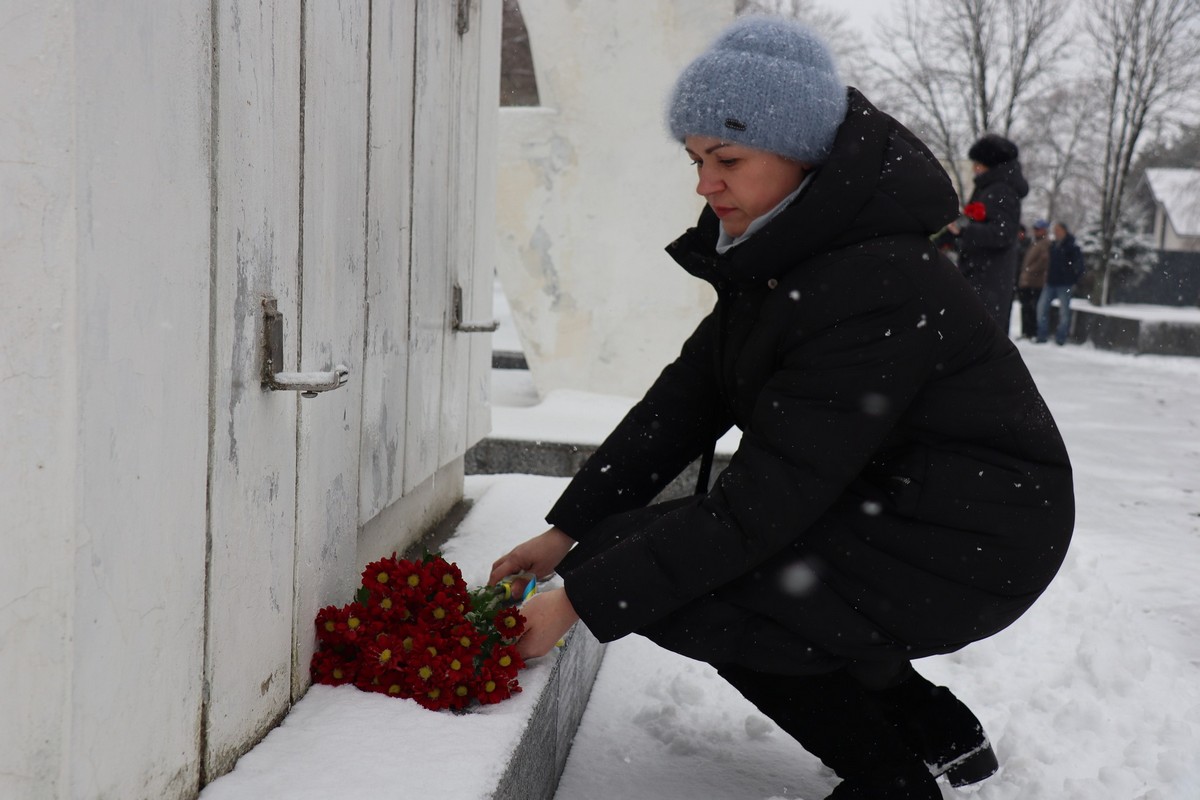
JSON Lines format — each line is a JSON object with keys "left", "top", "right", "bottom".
{"left": 513, "top": 588, "right": 580, "bottom": 659}
{"left": 489, "top": 527, "right": 575, "bottom": 595}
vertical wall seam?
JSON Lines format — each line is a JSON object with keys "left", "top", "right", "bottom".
{"left": 356, "top": 0, "right": 375, "bottom": 534}
{"left": 199, "top": 0, "right": 220, "bottom": 786}
{"left": 405, "top": 0, "right": 419, "bottom": 352}
{"left": 291, "top": 0, "right": 308, "bottom": 700}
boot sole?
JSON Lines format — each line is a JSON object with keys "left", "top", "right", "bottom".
{"left": 929, "top": 740, "right": 999, "bottom": 788}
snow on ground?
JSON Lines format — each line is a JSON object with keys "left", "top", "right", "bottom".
{"left": 201, "top": 334, "right": 1200, "bottom": 800}
{"left": 553, "top": 341, "right": 1200, "bottom": 800}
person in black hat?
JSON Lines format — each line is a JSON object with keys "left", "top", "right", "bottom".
{"left": 947, "top": 133, "right": 1030, "bottom": 332}
{"left": 1017, "top": 219, "right": 1051, "bottom": 338}
{"left": 491, "top": 17, "right": 1073, "bottom": 800}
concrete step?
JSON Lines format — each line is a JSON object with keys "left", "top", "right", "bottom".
{"left": 466, "top": 436, "right": 731, "bottom": 502}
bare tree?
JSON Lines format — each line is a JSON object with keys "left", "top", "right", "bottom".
{"left": 868, "top": 0, "right": 1072, "bottom": 197}
{"left": 735, "top": 0, "right": 871, "bottom": 87}
{"left": 1018, "top": 77, "right": 1107, "bottom": 225}
{"left": 1086, "top": 0, "right": 1200, "bottom": 303}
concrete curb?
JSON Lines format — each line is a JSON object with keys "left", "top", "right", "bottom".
{"left": 490, "top": 624, "right": 605, "bottom": 800}
{"left": 1072, "top": 307, "right": 1200, "bottom": 357}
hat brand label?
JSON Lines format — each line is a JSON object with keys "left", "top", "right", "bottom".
{"left": 724, "top": 118, "right": 747, "bottom": 131}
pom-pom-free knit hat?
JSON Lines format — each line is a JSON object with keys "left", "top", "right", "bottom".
{"left": 667, "top": 15, "right": 847, "bottom": 164}
{"left": 967, "top": 134, "right": 1019, "bottom": 168}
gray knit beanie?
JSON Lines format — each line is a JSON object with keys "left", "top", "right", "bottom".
{"left": 667, "top": 15, "right": 847, "bottom": 164}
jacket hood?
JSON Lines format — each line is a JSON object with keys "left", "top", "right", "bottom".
{"left": 667, "top": 88, "right": 960, "bottom": 287}
{"left": 973, "top": 158, "right": 1029, "bottom": 200}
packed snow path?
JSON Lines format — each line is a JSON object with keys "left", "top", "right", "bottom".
{"left": 553, "top": 342, "right": 1200, "bottom": 800}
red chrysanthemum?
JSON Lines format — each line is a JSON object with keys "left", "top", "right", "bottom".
{"left": 493, "top": 608, "right": 526, "bottom": 640}
{"left": 310, "top": 553, "right": 529, "bottom": 709}
{"left": 963, "top": 202, "right": 987, "bottom": 222}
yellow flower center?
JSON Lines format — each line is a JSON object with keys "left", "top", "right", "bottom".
{"left": 347, "top": 617, "right": 360, "bottom": 630}
{"left": 455, "top": 685, "right": 469, "bottom": 697}
{"left": 442, "top": 574, "right": 455, "bottom": 587}
{"left": 332, "top": 668, "right": 344, "bottom": 680}
{"left": 427, "top": 688, "right": 441, "bottom": 700}
{"left": 459, "top": 636, "right": 472, "bottom": 648}
{"left": 426, "top": 646, "right": 438, "bottom": 657}
{"left": 407, "top": 574, "right": 420, "bottom": 588}
{"left": 377, "top": 648, "right": 392, "bottom": 664}
{"left": 499, "top": 655, "right": 512, "bottom": 668}
{"left": 380, "top": 597, "right": 393, "bottom": 610}
{"left": 450, "top": 659, "right": 462, "bottom": 671}
{"left": 402, "top": 636, "right": 414, "bottom": 652}
{"left": 324, "top": 620, "right": 336, "bottom": 632}
{"left": 418, "top": 665, "right": 433, "bottom": 681}
{"left": 388, "top": 683, "right": 402, "bottom": 694}
{"left": 503, "top": 616, "right": 516, "bottom": 629}
{"left": 484, "top": 680, "right": 496, "bottom": 693}
{"left": 376, "top": 571, "right": 389, "bottom": 584}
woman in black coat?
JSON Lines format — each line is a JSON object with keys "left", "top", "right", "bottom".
{"left": 949, "top": 134, "right": 1030, "bottom": 332}
{"left": 491, "top": 17, "right": 1073, "bottom": 800}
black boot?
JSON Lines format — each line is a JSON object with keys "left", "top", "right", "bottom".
{"left": 718, "top": 666, "right": 940, "bottom": 799}
{"left": 869, "top": 673, "right": 999, "bottom": 788}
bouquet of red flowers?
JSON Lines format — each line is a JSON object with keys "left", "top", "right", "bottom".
{"left": 311, "top": 553, "right": 527, "bottom": 711}
{"left": 930, "top": 201, "right": 987, "bottom": 242}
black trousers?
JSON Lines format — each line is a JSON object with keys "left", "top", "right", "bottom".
{"left": 715, "top": 661, "right": 937, "bottom": 796}
{"left": 1016, "top": 287, "right": 1040, "bottom": 338}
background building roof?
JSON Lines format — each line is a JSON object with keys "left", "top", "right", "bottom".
{"left": 1145, "top": 167, "right": 1200, "bottom": 238}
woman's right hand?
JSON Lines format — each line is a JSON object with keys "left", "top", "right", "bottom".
{"left": 488, "top": 526, "right": 575, "bottom": 593}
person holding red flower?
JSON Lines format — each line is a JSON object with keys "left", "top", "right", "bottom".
{"left": 946, "top": 133, "right": 1030, "bottom": 333}
{"left": 490, "top": 16, "right": 1073, "bottom": 800}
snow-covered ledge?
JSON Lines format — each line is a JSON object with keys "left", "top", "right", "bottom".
{"left": 200, "top": 475, "right": 602, "bottom": 800}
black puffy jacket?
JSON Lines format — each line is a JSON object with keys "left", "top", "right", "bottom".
{"left": 957, "top": 160, "right": 1029, "bottom": 328}
{"left": 550, "top": 90, "right": 1074, "bottom": 674}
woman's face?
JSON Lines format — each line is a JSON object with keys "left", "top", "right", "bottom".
{"left": 684, "top": 135, "right": 810, "bottom": 238}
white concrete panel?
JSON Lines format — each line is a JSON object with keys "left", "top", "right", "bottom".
{"left": 404, "top": 0, "right": 456, "bottom": 492}
{"left": 67, "top": 2, "right": 213, "bottom": 797}
{"left": 0, "top": 4, "right": 75, "bottom": 797}
{"left": 440, "top": 0, "right": 481, "bottom": 467}
{"left": 293, "top": 0, "right": 369, "bottom": 699}
{"left": 496, "top": 1, "right": 732, "bottom": 397}
{"left": 360, "top": 0, "right": 418, "bottom": 522}
{"left": 205, "top": 0, "right": 302, "bottom": 781}
{"left": 467, "top": 0, "right": 502, "bottom": 448}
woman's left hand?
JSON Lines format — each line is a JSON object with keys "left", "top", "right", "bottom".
{"left": 516, "top": 588, "right": 580, "bottom": 659}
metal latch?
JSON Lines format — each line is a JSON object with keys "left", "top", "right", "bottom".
{"left": 451, "top": 283, "right": 499, "bottom": 333}
{"left": 261, "top": 297, "right": 350, "bottom": 398}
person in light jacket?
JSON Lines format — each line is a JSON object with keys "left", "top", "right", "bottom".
{"left": 1017, "top": 219, "right": 1051, "bottom": 338}
{"left": 491, "top": 17, "right": 1073, "bottom": 800}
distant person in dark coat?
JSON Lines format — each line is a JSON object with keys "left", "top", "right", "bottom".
{"left": 1037, "top": 221, "right": 1085, "bottom": 345}
{"left": 948, "top": 134, "right": 1029, "bottom": 333}
{"left": 1017, "top": 219, "right": 1051, "bottom": 338}
{"left": 491, "top": 17, "right": 1073, "bottom": 800}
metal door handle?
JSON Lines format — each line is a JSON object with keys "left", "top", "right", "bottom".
{"left": 269, "top": 366, "right": 350, "bottom": 397}
{"left": 261, "top": 297, "right": 351, "bottom": 398}
{"left": 452, "top": 283, "right": 499, "bottom": 333}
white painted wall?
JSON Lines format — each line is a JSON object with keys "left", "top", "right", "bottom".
{"left": 496, "top": 0, "right": 734, "bottom": 398}
{"left": 0, "top": 1, "right": 499, "bottom": 797}
{"left": 1, "top": 4, "right": 78, "bottom": 797}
